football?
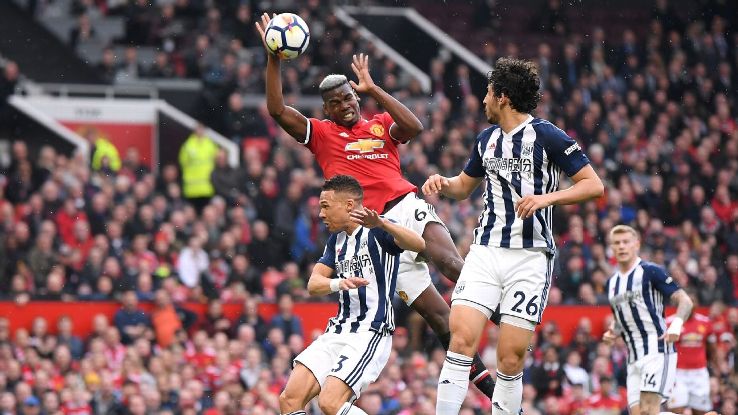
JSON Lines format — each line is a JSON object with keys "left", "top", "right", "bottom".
{"left": 264, "top": 13, "right": 310, "bottom": 60}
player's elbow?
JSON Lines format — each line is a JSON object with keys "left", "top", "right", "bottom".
{"left": 410, "top": 121, "right": 424, "bottom": 137}
{"left": 267, "top": 105, "right": 285, "bottom": 119}
{"left": 306, "top": 277, "right": 321, "bottom": 296}
{"left": 413, "top": 238, "right": 426, "bottom": 254}
{"left": 590, "top": 179, "right": 605, "bottom": 199}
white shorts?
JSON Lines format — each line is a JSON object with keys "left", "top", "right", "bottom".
{"left": 451, "top": 244, "right": 554, "bottom": 327}
{"left": 667, "top": 367, "right": 711, "bottom": 411}
{"left": 383, "top": 193, "right": 445, "bottom": 305}
{"left": 293, "top": 331, "right": 391, "bottom": 399}
{"left": 626, "top": 352, "right": 677, "bottom": 407}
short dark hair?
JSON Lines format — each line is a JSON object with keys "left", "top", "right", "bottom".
{"left": 487, "top": 57, "right": 541, "bottom": 113}
{"left": 322, "top": 175, "right": 363, "bottom": 202}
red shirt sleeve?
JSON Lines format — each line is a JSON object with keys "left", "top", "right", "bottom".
{"left": 377, "top": 112, "right": 401, "bottom": 142}
{"left": 305, "top": 118, "right": 325, "bottom": 153}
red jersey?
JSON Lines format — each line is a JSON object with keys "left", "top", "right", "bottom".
{"left": 585, "top": 393, "right": 624, "bottom": 414}
{"left": 306, "top": 112, "right": 417, "bottom": 212}
{"left": 667, "top": 312, "right": 712, "bottom": 369}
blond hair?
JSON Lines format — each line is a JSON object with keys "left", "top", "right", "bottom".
{"left": 609, "top": 224, "right": 640, "bottom": 242}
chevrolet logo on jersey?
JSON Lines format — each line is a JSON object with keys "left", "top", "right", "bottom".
{"left": 345, "top": 138, "right": 385, "bottom": 153}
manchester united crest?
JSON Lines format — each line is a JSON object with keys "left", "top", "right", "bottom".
{"left": 370, "top": 124, "right": 385, "bottom": 137}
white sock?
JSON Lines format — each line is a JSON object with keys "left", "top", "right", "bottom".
{"left": 337, "top": 402, "right": 367, "bottom": 415}
{"left": 491, "top": 371, "right": 523, "bottom": 415}
{"left": 436, "top": 351, "right": 473, "bottom": 415}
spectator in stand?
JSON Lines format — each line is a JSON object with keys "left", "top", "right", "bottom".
{"left": 69, "top": 13, "right": 96, "bottom": 50}
{"left": 0, "top": 61, "right": 19, "bottom": 134}
{"left": 56, "top": 315, "right": 83, "bottom": 360}
{"left": 269, "top": 293, "right": 303, "bottom": 340}
{"left": 211, "top": 150, "right": 241, "bottom": 205}
{"left": 177, "top": 235, "right": 209, "bottom": 289}
{"left": 113, "top": 289, "right": 151, "bottom": 345}
{"left": 235, "top": 296, "right": 269, "bottom": 343}
{"left": 197, "top": 299, "right": 232, "bottom": 338}
{"left": 85, "top": 128, "right": 121, "bottom": 173}
{"left": 530, "top": 346, "right": 566, "bottom": 398}
{"left": 151, "top": 288, "right": 185, "bottom": 348}
{"left": 178, "top": 123, "right": 219, "bottom": 213}
{"left": 584, "top": 375, "right": 623, "bottom": 414}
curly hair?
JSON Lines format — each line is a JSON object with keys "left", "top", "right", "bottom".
{"left": 487, "top": 58, "right": 542, "bottom": 113}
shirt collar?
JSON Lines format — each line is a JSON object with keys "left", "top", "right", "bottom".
{"left": 502, "top": 114, "right": 534, "bottom": 136}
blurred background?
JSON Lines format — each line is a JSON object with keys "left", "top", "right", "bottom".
{"left": 0, "top": 0, "right": 736, "bottom": 414}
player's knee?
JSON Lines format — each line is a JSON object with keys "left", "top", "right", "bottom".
{"left": 497, "top": 352, "right": 524, "bottom": 374}
{"left": 439, "top": 254, "right": 464, "bottom": 281}
{"left": 279, "top": 388, "right": 301, "bottom": 411}
{"left": 317, "top": 392, "right": 342, "bottom": 415}
{"left": 448, "top": 329, "right": 475, "bottom": 355}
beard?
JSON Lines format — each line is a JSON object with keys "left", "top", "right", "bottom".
{"left": 486, "top": 110, "right": 499, "bottom": 124}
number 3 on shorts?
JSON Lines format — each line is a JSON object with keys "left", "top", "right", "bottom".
{"left": 331, "top": 355, "right": 349, "bottom": 373}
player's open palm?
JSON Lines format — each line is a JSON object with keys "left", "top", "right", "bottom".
{"left": 422, "top": 174, "right": 449, "bottom": 196}
{"left": 350, "top": 207, "right": 383, "bottom": 228}
{"left": 341, "top": 277, "right": 369, "bottom": 290}
{"left": 254, "top": 13, "right": 276, "bottom": 54}
{"left": 349, "top": 53, "right": 376, "bottom": 94}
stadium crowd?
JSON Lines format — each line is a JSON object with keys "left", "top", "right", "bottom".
{"left": 1, "top": 0, "right": 738, "bottom": 414}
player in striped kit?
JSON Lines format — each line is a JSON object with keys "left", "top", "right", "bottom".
{"left": 278, "top": 175, "right": 426, "bottom": 415}
{"left": 423, "top": 57, "right": 604, "bottom": 415}
{"left": 603, "top": 225, "right": 694, "bottom": 415}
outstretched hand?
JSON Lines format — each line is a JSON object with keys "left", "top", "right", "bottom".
{"left": 350, "top": 207, "right": 384, "bottom": 228}
{"left": 254, "top": 13, "right": 277, "bottom": 55}
{"left": 349, "top": 53, "right": 376, "bottom": 94}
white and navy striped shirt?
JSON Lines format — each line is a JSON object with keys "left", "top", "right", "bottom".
{"left": 607, "top": 259, "right": 680, "bottom": 363}
{"left": 463, "top": 116, "right": 590, "bottom": 252}
{"left": 318, "top": 225, "right": 402, "bottom": 335}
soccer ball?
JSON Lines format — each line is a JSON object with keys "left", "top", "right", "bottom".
{"left": 264, "top": 13, "right": 310, "bottom": 60}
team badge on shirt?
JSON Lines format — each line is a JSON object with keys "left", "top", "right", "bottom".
{"left": 370, "top": 124, "right": 385, "bottom": 137}
{"left": 522, "top": 143, "right": 534, "bottom": 157}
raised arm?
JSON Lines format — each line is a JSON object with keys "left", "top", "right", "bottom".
{"left": 255, "top": 13, "right": 309, "bottom": 142}
{"left": 422, "top": 172, "right": 484, "bottom": 200}
{"left": 350, "top": 54, "right": 423, "bottom": 142}
{"left": 307, "top": 263, "right": 368, "bottom": 297}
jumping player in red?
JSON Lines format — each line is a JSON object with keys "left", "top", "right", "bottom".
{"left": 255, "top": 13, "right": 496, "bottom": 400}
{"left": 666, "top": 307, "right": 715, "bottom": 415}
